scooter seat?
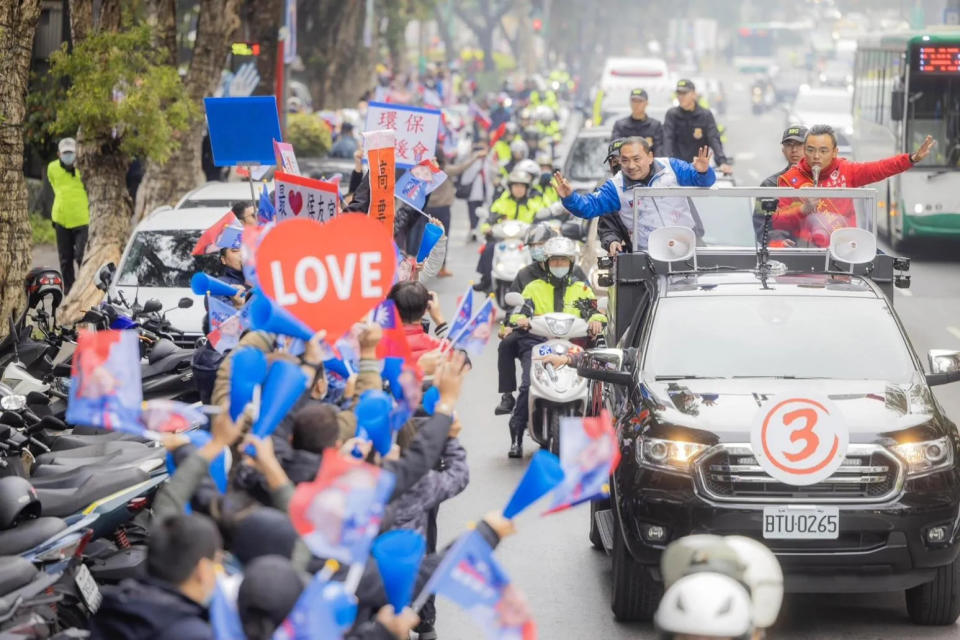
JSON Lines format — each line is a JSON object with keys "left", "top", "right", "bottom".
{"left": 0, "top": 517, "right": 67, "bottom": 556}
{"left": 35, "top": 441, "right": 149, "bottom": 463}
{"left": 43, "top": 429, "right": 140, "bottom": 451}
{"left": 0, "top": 556, "right": 38, "bottom": 595}
{"left": 35, "top": 466, "right": 149, "bottom": 518}
{"left": 31, "top": 448, "right": 165, "bottom": 477}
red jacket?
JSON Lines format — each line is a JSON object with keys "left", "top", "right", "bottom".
{"left": 403, "top": 324, "right": 443, "bottom": 361}
{"left": 774, "top": 154, "right": 913, "bottom": 245}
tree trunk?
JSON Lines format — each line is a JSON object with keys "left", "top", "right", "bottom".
{"left": 479, "top": 24, "right": 495, "bottom": 72}
{"left": 0, "top": 0, "right": 43, "bottom": 339}
{"left": 58, "top": 142, "right": 132, "bottom": 323}
{"left": 145, "top": 0, "right": 177, "bottom": 59}
{"left": 134, "top": 0, "right": 240, "bottom": 221}
{"left": 300, "top": 0, "right": 374, "bottom": 110}
{"left": 242, "top": 0, "right": 282, "bottom": 96}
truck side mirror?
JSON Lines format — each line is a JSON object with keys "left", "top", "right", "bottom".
{"left": 577, "top": 348, "right": 633, "bottom": 387}
{"left": 927, "top": 349, "right": 960, "bottom": 386}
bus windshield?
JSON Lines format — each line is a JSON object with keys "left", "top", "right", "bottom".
{"left": 908, "top": 74, "right": 960, "bottom": 167}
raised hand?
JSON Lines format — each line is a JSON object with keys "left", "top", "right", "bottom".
{"left": 552, "top": 170, "right": 573, "bottom": 198}
{"left": 692, "top": 146, "right": 712, "bottom": 173}
{"left": 912, "top": 135, "right": 936, "bottom": 163}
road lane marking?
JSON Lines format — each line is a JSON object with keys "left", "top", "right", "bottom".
{"left": 736, "top": 152, "right": 757, "bottom": 161}
{"left": 899, "top": 288, "right": 913, "bottom": 296}
{"left": 948, "top": 326, "right": 960, "bottom": 342}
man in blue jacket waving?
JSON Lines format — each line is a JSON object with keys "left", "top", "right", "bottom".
{"left": 553, "top": 137, "right": 715, "bottom": 253}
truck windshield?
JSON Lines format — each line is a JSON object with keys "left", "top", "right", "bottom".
{"left": 644, "top": 296, "right": 915, "bottom": 382}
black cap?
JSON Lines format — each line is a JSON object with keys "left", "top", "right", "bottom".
{"left": 629, "top": 88, "right": 648, "bottom": 101}
{"left": 604, "top": 138, "right": 626, "bottom": 163}
{"left": 675, "top": 79, "right": 695, "bottom": 93}
{"left": 781, "top": 125, "right": 808, "bottom": 143}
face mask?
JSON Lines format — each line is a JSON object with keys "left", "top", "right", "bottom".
{"left": 530, "top": 246, "right": 546, "bottom": 262}
{"left": 550, "top": 266, "right": 569, "bottom": 279}
{"left": 539, "top": 172, "right": 552, "bottom": 186}
{"left": 61, "top": 152, "right": 75, "bottom": 166}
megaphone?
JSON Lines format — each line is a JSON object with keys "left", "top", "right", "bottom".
{"left": 249, "top": 291, "right": 314, "bottom": 342}
{"left": 421, "top": 386, "right": 440, "bottom": 415}
{"left": 229, "top": 347, "right": 268, "bottom": 421}
{"left": 371, "top": 530, "right": 426, "bottom": 612}
{"left": 828, "top": 227, "right": 876, "bottom": 270}
{"left": 354, "top": 390, "right": 393, "bottom": 456}
{"left": 249, "top": 360, "right": 310, "bottom": 442}
{"left": 503, "top": 450, "right": 564, "bottom": 518}
{"left": 647, "top": 226, "right": 697, "bottom": 272}
{"left": 416, "top": 222, "right": 444, "bottom": 263}
{"left": 191, "top": 272, "right": 240, "bottom": 298}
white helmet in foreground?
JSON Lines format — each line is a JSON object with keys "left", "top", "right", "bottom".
{"left": 543, "top": 236, "right": 577, "bottom": 261}
{"left": 655, "top": 572, "right": 754, "bottom": 640}
{"left": 725, "top": 536, "right": 784, "bottom": 629}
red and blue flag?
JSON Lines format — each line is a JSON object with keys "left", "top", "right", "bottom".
{"left": 451, "top": 297, "right": 496, "bottom": 357}
{"left": 547, "top": 410, "right": 621, "bottom": 513}
{"left": 66, "top": 329, "right": 143, "bottom": 435}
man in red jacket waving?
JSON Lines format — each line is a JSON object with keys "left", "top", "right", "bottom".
{"left": 774, "top": 124, "right": 935, "bottom": 246}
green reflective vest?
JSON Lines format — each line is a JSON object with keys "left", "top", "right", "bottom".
{"left": 47, "top": 160, "right": 89, "bottom": 228}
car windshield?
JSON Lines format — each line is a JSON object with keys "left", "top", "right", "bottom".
{"left": 643, "top": 296, "right": 916, "bottom": 382}
{"left": 178, "top": 199, "right": 236, "bottom": 209}
{"left": 565, "top": 136, "right": 610, "bottom": 182}
{"left": 117, "top": 230, "right": 218, "bottom": 288}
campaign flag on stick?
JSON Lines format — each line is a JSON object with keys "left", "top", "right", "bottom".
{"left": 66, "top": 329, "right": 143, "bottom": 436}
{"left": 273, "top": 139, "right": 301, "bottom": 176}
{"left": 274, "top": 171, "right": 338, "bottom": 223}
{"left": 207, "top": 297, "right": 251, "bottom": 353}
{"left": 288, "top": 450, "right": 396, "bottom": 565}
{"left": 395, "top": 158, "right": 447, "bottom": 213}
{"left": 418, "top": 530, "right": 537, "bottom": 640}
{"left": 139, "top": 399, "right": 208, "bottom": 434}
{"left": 210, "top": 576, "right": 245, "bottom": 640}
{"left": 240, "top": 222, "right": 273, "bottom": 286}
{"left": 364, "top": 129, "right": 396, "bottom": 231}
{"left": 446, "top": 286, "right": 474, "bottom": 348}
{"left": 469, "top": 101, "right": 493, "bottom": 131}
{"left": 258, "top": 183, "right": 276, "bottom": 224}
{"left": 372, "top": 299, "right": 416, "bottom": 369}
{"left": 364, "top": 102, "right": 441, "bottom": 169}
{"left": 192, "top": 211, "right": 240, "bottom": 256}
{"left": 272, "top": 571, "right": 355, "bottom": 640}
{"left": 489, "top": 122, "right": 508, "bottom": 147}
{"left": 450, "top": 297, "right": 496, "bottom": 357}
{"left": 546, "top": 410, "right": 621, "bottom": 513}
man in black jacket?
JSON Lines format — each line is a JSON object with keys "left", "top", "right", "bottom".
{"left": 663, "top": 79, "right": 733, "bottom": 174}
{"left": 90, "top": 514, "right": 222, "bottom": 640}
{"left": 753, "top": 125, "right": 807, "bottom": 239}
{"left": 611, "top": 88, "right": 664, "bottom": 153}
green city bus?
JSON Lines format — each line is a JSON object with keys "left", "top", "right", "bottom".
{"left": 853, "top": 28, "right": 960, "bottom": 249}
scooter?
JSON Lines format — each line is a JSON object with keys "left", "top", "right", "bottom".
{"left": 490, "top": 219, "right": 531, "bottom": 310}
{"left": 504, "top": 292, "right": 592, "bottom": 455}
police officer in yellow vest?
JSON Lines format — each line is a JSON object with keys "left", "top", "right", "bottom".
{"left": 47, "top": 137, "right": 90, "bottom": 292}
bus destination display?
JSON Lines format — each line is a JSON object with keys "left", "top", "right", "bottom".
{"left": 915, "top": 45, "right": 960, "bottom": 73}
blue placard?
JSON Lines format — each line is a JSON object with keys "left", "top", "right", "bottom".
{"left": 204, "top": 96, "right": 282, "bottom": 167}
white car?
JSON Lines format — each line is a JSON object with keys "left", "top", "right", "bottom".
{"left": 108, "top": 207, "right": 227, "bottom": 344}
{"left": 786, "top": 86, "right": 854, "bottom": 157}
{"left": 176, "top": 180, "right": 272, "bottom": 210}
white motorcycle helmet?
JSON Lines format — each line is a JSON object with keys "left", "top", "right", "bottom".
{"left": 506, "top": 169, "right": 533, "bottom": 187}
{"left": 543, "top": 236, "right": 577, "bottom": 280}
{"left": 655, "top": 572, "right": 754, "bottom": 640}
{"left": 661, "top": 535, "right": 746, "bottom": 589}
{"left": 509, "top": 138, "right": 529, "bottom": 159}
{"left": 515, "top": 159, "right": 541, "bottom": 182}
{"left": 725, "top": 536, "right": 784, "bottom": 630}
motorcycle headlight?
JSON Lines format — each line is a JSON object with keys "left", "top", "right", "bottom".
{"left": 544, "top": 317, "right": 573, "bottom": 336}
{"left": 0, "top": 395, "right": 27, "bottom": 411}
{"left": 503, "top": 221, "right": 521, "bottom": 237}
{"left": 890, "top": 437, "right": 954, "bottom": 477}
{"left": 637, "top": 436, "right": 709, "bottom": 474}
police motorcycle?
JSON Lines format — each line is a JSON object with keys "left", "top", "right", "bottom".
{"left": 504, "top": 290, "right": 595, "bottom": 455}
{"left": 490, "top": 218, "right": 532, "bottom": 310}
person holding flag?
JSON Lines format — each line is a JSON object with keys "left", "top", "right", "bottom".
{"left": 506, "top": 237, "right": 606, "bottom": 459}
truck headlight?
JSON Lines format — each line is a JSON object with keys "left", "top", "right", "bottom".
{"left": 890, "top": 437, "right": 954, "bottom": 476}
{"left": 638, "top": 437, "right": 709, "bottom": 473}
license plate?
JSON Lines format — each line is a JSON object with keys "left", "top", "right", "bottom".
{"left": 762, "top": 506, "right": 839, "bottom": 540}
{"left": 74, "top": 563, "right": 102, "bottom": 613}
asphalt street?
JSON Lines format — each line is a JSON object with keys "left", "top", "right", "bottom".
{"left": 427, "top": 71, "right": 960, "bottom": 639}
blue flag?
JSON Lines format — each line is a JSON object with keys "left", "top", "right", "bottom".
{"left": 451, "top": 298, "right": 496, "bottom": 357}
{"left": 207, "top": 296, "right": 249, "bottom": 353}
{"left": 272, "top": 572, "right": 356, "bottom": 640}
{"left": 210, "top": 577, "right": 245, "bottom": 640}
{"left": 420, "top": 530, "right": 536, "bottom": 639}
{"left": 447, "top": 286, "right": 474, "bottom": 345}
{"left": 258, "top": 183, "right": 275, "bottom": 224}
{"left": 66, "top": 329, "right": 143, "bottom": 435}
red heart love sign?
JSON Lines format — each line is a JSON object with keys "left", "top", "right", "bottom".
{"left": 255, "top": 216, "right": 396, "bottom": 339}
{"left": 289, "top": 190, "right": 304, "bottom": 216}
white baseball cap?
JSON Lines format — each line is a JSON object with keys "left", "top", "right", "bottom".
{"left": 58, "top": 138, "right": 77, "bottom": 153}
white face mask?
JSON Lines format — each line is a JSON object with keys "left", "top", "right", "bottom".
{"left": 61, "top": 152, "right": 76, "bottom": 166}
{"left": 530, "top": 246, "right": 546, "bottom": 262}
{"left": 549, "top": 266, "right": 569, "bottom": 279}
